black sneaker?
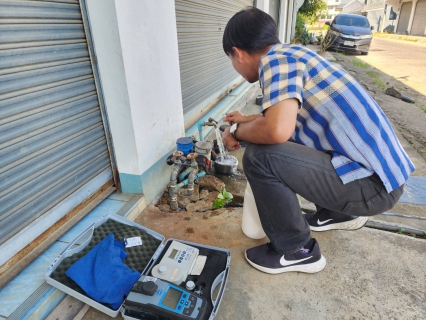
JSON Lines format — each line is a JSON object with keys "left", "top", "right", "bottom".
{"left": 304, "top": 209, "right": 368, "bottom": 232}
{"left": 245, "top": 239, "right": 326, "bottom": 274}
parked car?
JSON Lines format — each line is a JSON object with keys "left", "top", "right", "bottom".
{"left": 325, "top": 14, "right": 374, "bottom": 55}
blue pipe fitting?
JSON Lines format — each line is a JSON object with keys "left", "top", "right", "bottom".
{"left": 198, "top": 120, "right": 205, "bottom": 141}
{"left": 175, "top": 171, "right": 206, "bottom": 189}
{"left": 178, "top": 167, "right": 193, "bottom": 182}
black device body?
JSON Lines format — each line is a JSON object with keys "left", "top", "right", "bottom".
{"left": 124, "top": 277, "right": 207, "bottom": 320}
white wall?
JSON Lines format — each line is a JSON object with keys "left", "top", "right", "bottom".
{"left": 114, "top": 1, "right": 184, "bottom": 175}
{"left": 86, "top": 0, "right": 184, "bottom": 194}
{"left": 86, "top": 0, "right": 139, "bottom": 176}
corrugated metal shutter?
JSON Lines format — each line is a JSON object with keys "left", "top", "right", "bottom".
{"left": 175, "top": 0, "right": 253, "bottom": 126}
{"left": 0, "top": 0, "right": 113, "bottom": 244}
{"left": 396, "top": 1, "right": 413, "bottom": 33}
{"left": 411, "top": 0, "right": 426, "bottom": 35}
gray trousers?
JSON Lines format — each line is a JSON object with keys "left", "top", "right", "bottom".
{"left": 242, "top": 141, "right": 404, "bottom": 254}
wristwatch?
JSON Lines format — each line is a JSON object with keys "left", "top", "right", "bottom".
{"left": 230, "top": 123, "right": 241, "bottom": 142}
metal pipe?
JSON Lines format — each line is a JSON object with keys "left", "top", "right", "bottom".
{"left": 197, "top": 118, "right": 218, "bottom": 141}
{"left": 365, "top": 221, "right": 426, "bottom": 237}
{"left": 177, "top": 153, "right": 199, "bottom": 197}
{"left": 198, "top": 120, "right": 205, "bottom": 141}
{"left": 169, "top": 151, "right": 184, "bottom": 211}
{"left": 169, "top": 171, "right": 206, "bottom": 209}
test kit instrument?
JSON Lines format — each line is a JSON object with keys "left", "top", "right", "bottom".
{"left": 45, "top": 214, "right": 230, "bottom": 320}
{"left": 151, "top": 240, "right": 205, "bottom": 285}
{"left": 126, "top": 275, "right": 207, "bottom": 320}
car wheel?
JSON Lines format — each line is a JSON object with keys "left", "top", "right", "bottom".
{"left": 361, "top": 52, "right": 369, "bottom": 55}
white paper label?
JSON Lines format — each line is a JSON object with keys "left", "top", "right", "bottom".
{"left": 124, "top": 236, "right": 143, "bottom": 247}
{"left": 143, "top": 276, "right": 157, "bottom": 282}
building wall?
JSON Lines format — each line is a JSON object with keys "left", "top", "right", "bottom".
{"left": 366, "top": 0, "right": 398, "bottom": 32}
{"left": 86, "top": 0, "right": 185, "bottom": 201}
{"left": 326, "top": 0, "right": 343, "bottom": 19}
{"left": 366, "top": 8, "right": 386, "bottom": 30}
{"left": 342, "top": 0, "right": 365, "bottom": 14}
{"left": 386, "top": 0, "right": 426, "bottom": 34}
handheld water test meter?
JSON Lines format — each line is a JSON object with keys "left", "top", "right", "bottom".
{"left": 125, "top": 275, "right": 207, "bottom": 320}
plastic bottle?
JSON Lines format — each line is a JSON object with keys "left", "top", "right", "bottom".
{"left": 242, "top": 182, "right": 266, "bottom": 239}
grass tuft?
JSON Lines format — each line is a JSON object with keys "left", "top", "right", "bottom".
{"left": 366, "top": 71, "right": 380, "bottom": 79}
{"left": 374, "top": 79, "right": 386, "bottom": 90}
{"left": 366, "top": 71, "right": 386, "bottom": 90}
{"left": 353, "top": 59, "right": 369, "bottom": 68}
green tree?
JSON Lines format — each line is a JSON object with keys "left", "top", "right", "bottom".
{"left": 293, "top": 0, "right": 327, "bottom": 44}
{"left": 298, "top": 0, "right": 327, "bottom": 25}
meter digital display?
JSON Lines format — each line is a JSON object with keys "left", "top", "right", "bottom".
{"left": 169, "top": 249, "right": 178, "bottom": 259}
{"left": 162, "top": 287, "right": 181, "bottom": 309}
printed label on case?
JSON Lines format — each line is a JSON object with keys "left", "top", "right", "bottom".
{"left": 124, "top": 236, "right": 143, "bottom": 247}
{"left": 170, "top": 268, "right": 179, "bottom": 280}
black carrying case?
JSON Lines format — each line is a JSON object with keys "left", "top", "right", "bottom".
{"left": 45, "top": 213, "right": 231, "bottom": 319}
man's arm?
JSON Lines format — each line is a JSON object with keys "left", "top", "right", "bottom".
{"left": 223, "top": 98, "right": 299, "bottom": 150}
{"left": 223, "top": 111, "right": 263, "bottom": 124}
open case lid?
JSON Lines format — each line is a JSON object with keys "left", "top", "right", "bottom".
{"left": 45, "top": 213, "right": 165, "bottom": 317}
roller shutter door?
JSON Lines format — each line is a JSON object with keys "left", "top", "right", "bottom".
{"left": 175, "top": 0, "right": 253, "bottom": 127}
{"left": 411, "top": 0, "right": 426, "bottom": 35}
{"left": 0, "top": 0, "right": 113, "bottom": 245}
{"left": 396, "top": 1, "right": 413, "bottom": 33}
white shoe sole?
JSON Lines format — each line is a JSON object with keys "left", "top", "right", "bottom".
{"left": 245, "top": 252, "right": 326, "bottom": 274}
{"left": 310, "top": 216, "right": 368, "bottom": 232}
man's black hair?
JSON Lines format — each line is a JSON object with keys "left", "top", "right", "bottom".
{"left": 223, "top": 7, "right": 280, "bottom": 56}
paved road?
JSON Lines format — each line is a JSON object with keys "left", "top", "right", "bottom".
{"left": 358, "top": 37, "right": 426, "bottom": 96}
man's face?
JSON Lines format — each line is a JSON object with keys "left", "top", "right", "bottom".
{"left": 228, "top": 48, "right": 259, "bottom": 83}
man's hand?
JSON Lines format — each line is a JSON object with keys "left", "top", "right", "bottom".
{"left": 223, "top": 111, "right": 246, "bottom": 124}
{"left": 222, "top": 127, "right": 241, "bottom": 151}
{"left": 226, "top": 98, "right": 299, "bottom": 145}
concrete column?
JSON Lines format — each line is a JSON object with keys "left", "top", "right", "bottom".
{"left": 86, "top": 0, "right": 185, "bottom": 202}
{"left": 278, "top": 0, "right": 289, "bottom": 43}
{"left": 285, "top": 0, "right": 305, "bottom": 43}
{"left": 407, "top": 0, "right": 419, "bottom": 33}
{"left": 394, "top": 3, "right": 402, "bottom": 31}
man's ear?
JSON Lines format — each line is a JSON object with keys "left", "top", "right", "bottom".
{"left": 232, "top": 47, "right": 244, "bottom": 62}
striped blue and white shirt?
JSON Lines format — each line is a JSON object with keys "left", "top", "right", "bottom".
{"left": 259, "top": 44, "right": 414, "bottom": 193}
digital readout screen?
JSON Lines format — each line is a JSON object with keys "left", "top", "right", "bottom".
{"left": 169, "top": 249, "right": 178, "bottom": 259}
{"left": 162, "top": 287, "right": 182, "bottom": 309}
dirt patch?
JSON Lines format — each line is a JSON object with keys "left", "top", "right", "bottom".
{"left": 185, "top": 227, "right": 194, "bottom": 234}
